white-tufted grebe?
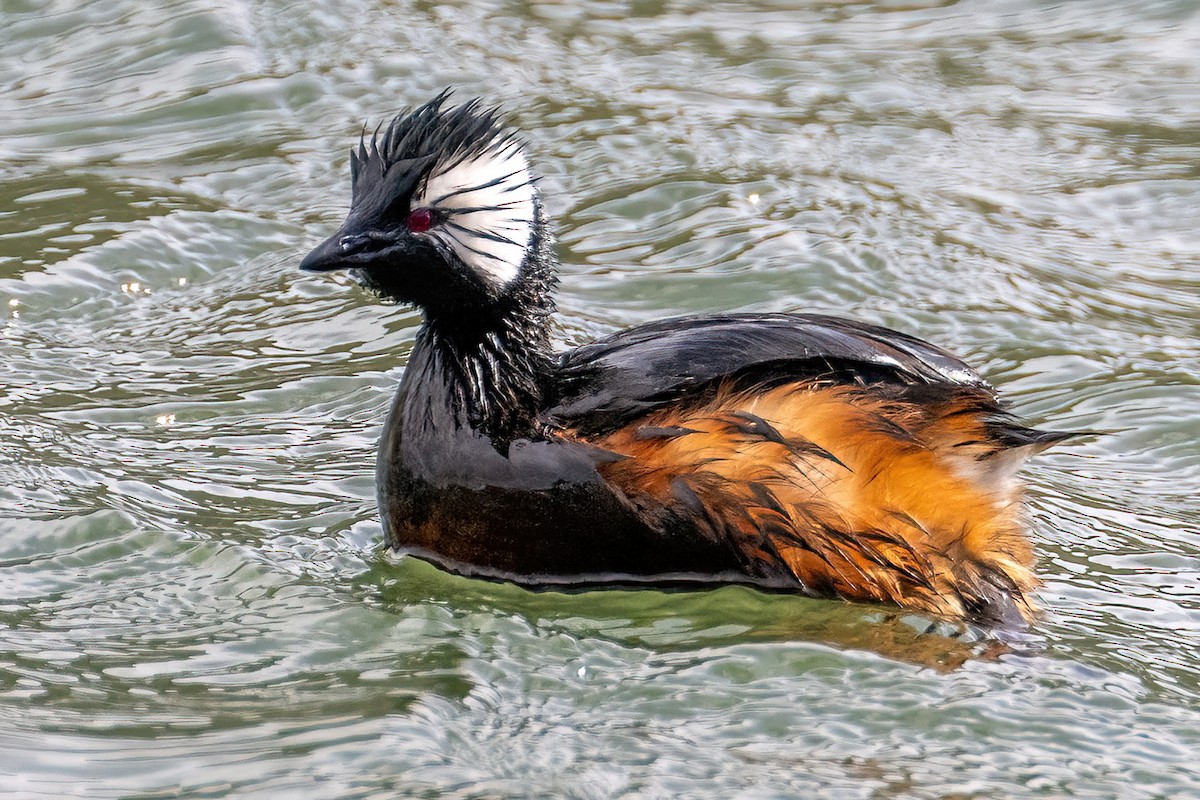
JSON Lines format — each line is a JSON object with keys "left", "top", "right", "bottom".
{"left": 301, "top": 92, "right": 1074, "bottom": 626}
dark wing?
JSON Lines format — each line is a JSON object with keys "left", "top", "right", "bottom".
{"left": 544, "top": 313, "right": 993, "bottom": 435}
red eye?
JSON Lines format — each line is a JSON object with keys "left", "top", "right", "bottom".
{"left": 407, "top": 207, "right": 434, "bottom": 232}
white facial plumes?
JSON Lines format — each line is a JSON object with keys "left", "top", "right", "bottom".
{"left": 413, "top": 138, "right": 536, "bottom": 291}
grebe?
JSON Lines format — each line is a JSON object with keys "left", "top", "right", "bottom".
{"left": 300, "top": 92, "right": 1072, "bottom": 626}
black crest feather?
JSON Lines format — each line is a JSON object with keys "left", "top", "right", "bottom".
{"left": 348, "top": 90, "right": 520, "bottom": 208}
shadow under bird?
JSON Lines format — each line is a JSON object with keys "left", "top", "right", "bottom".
{"left": 300, "top": 92, "right": 1075, "bottom": 627}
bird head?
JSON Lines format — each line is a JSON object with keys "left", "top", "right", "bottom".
{"left": 300, "top": 92, "right": 547, "bottom": 319}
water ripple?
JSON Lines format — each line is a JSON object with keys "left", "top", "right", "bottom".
{"left": 1, "top": 0, "right": 1198, "bottom": 797}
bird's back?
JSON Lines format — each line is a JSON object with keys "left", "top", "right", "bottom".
{"left": 546, "top": 313, "right": 1071, "bottom": 625}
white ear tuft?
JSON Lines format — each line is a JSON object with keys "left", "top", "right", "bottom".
{"left": 414, "top": 139, "right": 536, "bottom": 290}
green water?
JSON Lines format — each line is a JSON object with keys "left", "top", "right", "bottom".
{"left": 2, "top": 0, "right": 1199, "bottom": 797}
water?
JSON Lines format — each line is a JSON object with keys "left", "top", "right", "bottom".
{"left": 2, "top": 0, "right": 1198, "bottom": 796}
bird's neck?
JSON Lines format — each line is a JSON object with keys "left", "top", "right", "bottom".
{"left": 410, "top": 242, "right": 559, "bottom": 450}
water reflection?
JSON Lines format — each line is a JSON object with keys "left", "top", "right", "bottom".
{"left": 355, "top": 556, "right": 1019, "bottom": 671}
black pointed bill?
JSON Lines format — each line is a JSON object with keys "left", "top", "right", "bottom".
{"left": 299, "top": 229, "right": 365, "bottom": 273}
